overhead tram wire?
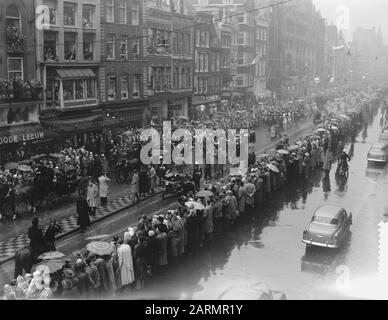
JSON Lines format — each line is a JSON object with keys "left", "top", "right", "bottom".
{"left": 0, "top": 0, "right": 293, "bottom": 50}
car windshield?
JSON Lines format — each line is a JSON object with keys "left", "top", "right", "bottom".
{"left": 312, "top": 215, "right": 338, "bottom": 225}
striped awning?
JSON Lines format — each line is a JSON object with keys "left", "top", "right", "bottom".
{"left": 56, "top": 68, "right": 96, "bottom": 79}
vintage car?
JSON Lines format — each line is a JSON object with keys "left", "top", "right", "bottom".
{"left": 302, "top": 205, "right": 352, "bottom": 249}
{"left": 367, "top": 143, "right": 388, "bottom": 165}
{"left": 378, "top": 129, "right": 388, "bottom": 145}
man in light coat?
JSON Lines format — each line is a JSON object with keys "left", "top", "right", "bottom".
{"left": 98, "top": 173, "right": 110, "bottom": 206}
{"left": 245, "top": 178, "right": 256, "bottom": 216}
{"left": 148, "top": 165, "right": 157, "bottom": 194}
{"left": 87, "top": 179, "right": 98, "bottom": 216}
{"left": 117, "top": 240, "right": 135, "bottom": 288}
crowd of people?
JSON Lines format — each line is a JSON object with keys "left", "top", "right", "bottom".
{"left": 3, "top": 87, "right": 380, "bottom": 299}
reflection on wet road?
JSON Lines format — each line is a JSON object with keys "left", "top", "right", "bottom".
{"left": 124, "top": 109, "right": 388, "bottom": 300}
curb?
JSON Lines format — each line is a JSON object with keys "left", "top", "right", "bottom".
{"left": 0, "top": 190, "right": 163, "bottom": 265}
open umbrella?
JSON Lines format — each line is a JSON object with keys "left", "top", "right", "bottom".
{"left": 266, "top": 163, "right": 279, "bottom": 173}
{"left": 32, "top": 259, "right": 65, "bottom": 274}
{"left": 19, "top": 159, "right": 33, "bottom": 165}
{"left": 196, "top": 190, "right": 214, "bottom": 198}
{"left": 30, "top": 154, "right": 47, "bottom": 160}
{"left": 38, "top": 251, "right": 65, "bottom": 261}
{"left": 185, "top": 201, "right": 205, "bottom": 211}
{"left": 49, "top": 153, "right": 64, "bottom": 158}
{"left": 85, "top": 234, "right": 112, "bottom": 241}
{"left": 4, "top": 162, "right": 18, "bottom": 170}
{"left": 331, "top": 126, "right": 339, "bottom": 130}
{"left": 277, "top": 149, "right": 289, "bottom": 155}
{"left": 256, "top": 154, "right": 269, "bottom": 159}
{"left": 86, "top": 241, "right": 115, "bottom": 256}
{"left": 316, "top": 128, "right": 329, "bottom": 133}
{"left": 18, "top": 164, "right": 32, "bottom": 172}
{"left": 288, "top": 145, "right": 299, "bottom": 151}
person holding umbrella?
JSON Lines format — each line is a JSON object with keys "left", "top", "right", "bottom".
{"left": 77, "top": 194, "right": 90, "bottom": 233}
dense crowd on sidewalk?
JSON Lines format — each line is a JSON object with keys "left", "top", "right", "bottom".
{"left": 2, "top": 87, "right": 381, "bottom": 300}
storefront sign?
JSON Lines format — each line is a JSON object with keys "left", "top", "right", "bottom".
{"left": 192, "top": 95, "right": 221, "bottom": 106}
{"left": 0, "top": 131, "right": 44, "bottom": 145}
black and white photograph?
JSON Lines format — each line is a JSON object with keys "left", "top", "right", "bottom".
{"left": 0, "top": 0, "right": 388, "bottom": 304}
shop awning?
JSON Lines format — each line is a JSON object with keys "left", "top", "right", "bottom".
{"left": 41, "top": 114, "right": 103, "bottom": 133}
{"left": 56, "top": 68, "right": 96, "bottom": 80}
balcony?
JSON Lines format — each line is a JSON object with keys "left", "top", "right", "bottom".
{"left": 0, "top": 80, "right": 43, "bottom": 104}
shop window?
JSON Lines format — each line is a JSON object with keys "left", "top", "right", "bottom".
{"left": 7, "top": 58, "right": 23, "bottom": 81}
{"left": 6, "top": 107, "right": 30, "bottom": 124}
{"left": 86, "top": 79, "right": 96, "bottom": 98}
{"left": 108, "top": 76, "right": 116, "bottom": 100}
{"left": 120, "top": 36, "right": 128, "bottom": 60}
{"left": 75, "top": 80, "right": 84, "bottom": 99}
{"left": 133, "top": 74, "right": 141, "bottom": 98}
{"left": 106, "top": 0, "right": 114, "bottom": 23}
{"left": 83, "top": 33, "right": 95, "bottom": 60}
{"left": 64, "top": 2, "right": 76, "bottom": 26}
{"left": 64, "top": 32, "right": 76, "bottom": 60}
{"left": 106, "top": 34, "right": 115, "bottom": 59}
{"left": 63, "top": 80, "right": 74, "bottom": 100}
{"left": 82, "top": 4, "right": 95, "bottom": 28}
{"left": 43, "top": 1, "right": 57, "bottom": 25}
{"left": 132, "top": 1, "right": 139, "bottom": 26}
{"left": 119, "top": 0, "right": 127, "bottom": 24}
{"left": 44, "top": 31, "right": 58, "bottom": 61}
{"left": 121, "top": 76, "right": 129, "bottom": 99}
{"left": 63, "top": 79, "right": 97, "bottom": 101}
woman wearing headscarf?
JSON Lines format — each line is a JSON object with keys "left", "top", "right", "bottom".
{"left": 155, "top": 224, "right": 168, "bottom": 268}
{"left": 117, "top": 239, "right": 135, "bottom": 288}
{"left": 77, "top": 194, "right": 90, "bottom": 233}
{"left": 134, "top": 237, "right": 148, "bottom": 290}
{"left": 203, "top": 200, "right": 214, "bottom": 242}
{"left": 86, "top": 178, "right": 98, "bottom": 216}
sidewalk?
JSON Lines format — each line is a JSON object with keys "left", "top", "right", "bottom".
{"left": 0, "top": 118, "right": 314, "bottom": 265}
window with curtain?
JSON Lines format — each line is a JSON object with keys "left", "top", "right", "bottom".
{"left": 83, "top": 33, "right": 95, "bottom": 60}
{"left": 133, "top": 74, "right": 141, "bottom": 98}
{"left": 6, "top": 4, "right": 21, "bottom": 30}
{"left": 132, "top": 1, "right": 139, "bottom": 25}
{"left": 119, "top": 0, "right": 127, "bottom": 24}
{"left": 106, "top": 34, "right": 115, "bottom": 59}
{"left": 82, "top": 4, "right": 95, "bottom": 28}
{"left": 106, "top": 0, "right": 114, "bottom": 23}
{"left": 107, "top": 76, "right": 116, "bottom": 100}
{"left": 7, "top": 58, "right": 23, "bottom": 81}
{"left": 120, "top": 76, "right": 129, "bottom": 99}
{"left": 64, "top": 32, "right": 77, "bottom": 60}
{"left": 120, "top": 35, "right": 128, "bottom": 59}
{"left": 63, "top": 2, "right": 76, "bottom": 26}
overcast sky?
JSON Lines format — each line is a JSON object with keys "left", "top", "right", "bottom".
{"left": 312, "top": 0, "right": 388, "bottom": 44}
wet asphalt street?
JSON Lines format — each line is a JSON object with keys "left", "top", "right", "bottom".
{"left": 1, "top": 111, "right": 387, "bottom": 299}
{"left": 119, "top": 108, "right": 388, "bottom": 300}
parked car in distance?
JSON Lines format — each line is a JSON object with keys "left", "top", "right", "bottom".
{"left": 302, "top": 205, "right": 352, "bottom": 249}
{"left": 367, "top": 143, "right": 388, "bottom": 165}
